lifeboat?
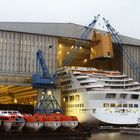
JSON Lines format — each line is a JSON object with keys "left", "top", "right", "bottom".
{"left": 61, "top": 116, "right": 78, "bottom": 129}
{"left": 51, "top": 114, "right": 79, "bottom": 129}
{"left": 23, "top": 114, "right": 44, "bottom": 132}
{"left": 10, "top": 112, "right": 25, "bottom": 131}
{"left": 0, "top": 110, "right": 25, "bottom": 131}
{"left": 42, "top": 114, "right": 61, "bottom": 130}
{"left": 0, "top": 116, "right": 13, "bottom": 132}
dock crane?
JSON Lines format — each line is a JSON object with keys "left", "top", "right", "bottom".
{"left": 103, "top": 18, "right": 140, "bottom": 82}
{"left": 32, "top": 14, "right": 100, "bottom": 114}
{"left": 32, "top": 50, "right": 62, "bottom": 114}
{"left": 32, "top": 50, "right": 55, "bottom": 89}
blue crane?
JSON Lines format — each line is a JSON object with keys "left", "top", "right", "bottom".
{"left": 32, "top": 50, "right": 55, "bottom": 89}
{"left": 103, "top": 18, "right": 140, "bottom": 81}
{"left": 33, "top": 50, "right": 61, "bottom": 114}
{"left": 32, "top": 15, "right": 100, "bottom": 114}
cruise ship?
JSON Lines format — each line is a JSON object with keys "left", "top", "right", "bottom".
{"left": 60, "top": 66, "right": 140, "bottom": 125}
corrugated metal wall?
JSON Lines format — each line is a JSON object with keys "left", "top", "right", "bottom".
{"left": 0, "top": 30, "right": 140, "bottom": 84}
{"left": 123, "top": 44, "right": 140, "bottom": 81}
{"left": 0, "top": 31, "right": 58, "bottom": 85}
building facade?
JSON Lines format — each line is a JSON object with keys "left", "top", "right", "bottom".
{"left": 0, "top": 30, "right": 58, "bottom": 85}
{"left": 0, "top": 22, "right": 140, "bottom": 103}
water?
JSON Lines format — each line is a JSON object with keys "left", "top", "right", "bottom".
{"left": 1, "top": 132, "right": 140, "bottom": 140}
{"left": 89, "top": 132, "right": 140, "bottom": 140}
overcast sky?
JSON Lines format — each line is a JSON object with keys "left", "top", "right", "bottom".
{"left": 0, "top": 0, "right": 139, "bottom": 39}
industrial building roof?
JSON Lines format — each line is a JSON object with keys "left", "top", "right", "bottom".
{"left": 0, "top": 22, "right": 140, "bottom": 46}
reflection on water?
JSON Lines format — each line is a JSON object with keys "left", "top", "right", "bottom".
{"left": 89, "top": 132, "right": 140, "bottom": 140}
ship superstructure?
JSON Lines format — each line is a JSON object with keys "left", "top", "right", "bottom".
{"left": 60, "top": 66, "right": 140, "bottom": 125}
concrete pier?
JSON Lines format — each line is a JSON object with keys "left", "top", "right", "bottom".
{"left": 120, "top": 127, "right": 140, "bottom": 134}
{"left": 0, "top": 132, "right": 90, "bottom": 140}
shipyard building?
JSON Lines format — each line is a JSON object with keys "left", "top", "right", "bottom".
{"left": 0, "top": 22, "right": 140, "bottom": 104}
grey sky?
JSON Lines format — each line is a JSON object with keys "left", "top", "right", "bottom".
{"left": 0, "top": 0, "right": 140, "bottom": 39}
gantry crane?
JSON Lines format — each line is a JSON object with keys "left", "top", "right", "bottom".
{"left": 103, "top": 18, "right": 140, "bottom": 81}
{"left": 32, "top": 50, "right": 61, "bottom": 114}
{"left": 32, "top": 15, "right": 100, "bottom": 114}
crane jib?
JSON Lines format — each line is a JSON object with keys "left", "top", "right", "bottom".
{"left": 103, "top": 18, "right": 140, "bottom": 82}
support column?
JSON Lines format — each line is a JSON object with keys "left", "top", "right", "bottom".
{"left": 11, "top": 95, "right": 17, "bottom": 104}
{"left": 35, "top": 88, "right": 61, "bottom": 114}
{"left": 53, "top": 89, "right": 61, "bottom": 105}
{"left": 37, "top": 89, "right": 44, "bottom": 103}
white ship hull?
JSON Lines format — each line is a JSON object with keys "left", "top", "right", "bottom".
{"left": 77, "top": 108, "right": 140, "bottom": 125}
{"left": 93, "top": 108, "right": 139, "bottom": 125}
{"left": 60, "top": 66, "right": 140, "bottom": 126}
{"left": 63, "top": 98, "right": 140, "bottom": 125}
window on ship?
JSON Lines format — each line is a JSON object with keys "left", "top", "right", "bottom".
{"left": 92, "top": 109, "right": 96, "bottom": 113}
{"left": 131, "top": 94, "right": 139, "bottom": 99}
{"left": 123, "top": 104, "right": 127, "bottom": 107}
{"left": 134, "top": 104, "right": 138, "bottom": 108}
{"left": 103, "top": 103, "right": 109, "bottom": 107}
{"left": 117, "top": 104, "right": 122, "bottom": 107}
{"left": 110, "top": 103, "right": 116, "bottom": 107}
{"left": 75, "top": 95, "right": 80, "bottom": 101}
{"left": 120, "top": 94, "right": 127, "bottom": 99}
{"left": 64, "top": 96, "right": 68, "bottom": 102}
{"left": 77, "top": 78, "right": 86, "bottom": 81}
{"left": 8, "top": 111, "right": 12, "bottom": 114}
{"left": 129, "top": 104, "right": 133, "bottom": 108}
{"left": 106, "top": 93, "right": 116, "bottom": 98}
{"left": 69, "top": 96, "right": 74, "bottom": 101}
{"left": 80, "top": 83, "right": 89, "bottom": 86}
